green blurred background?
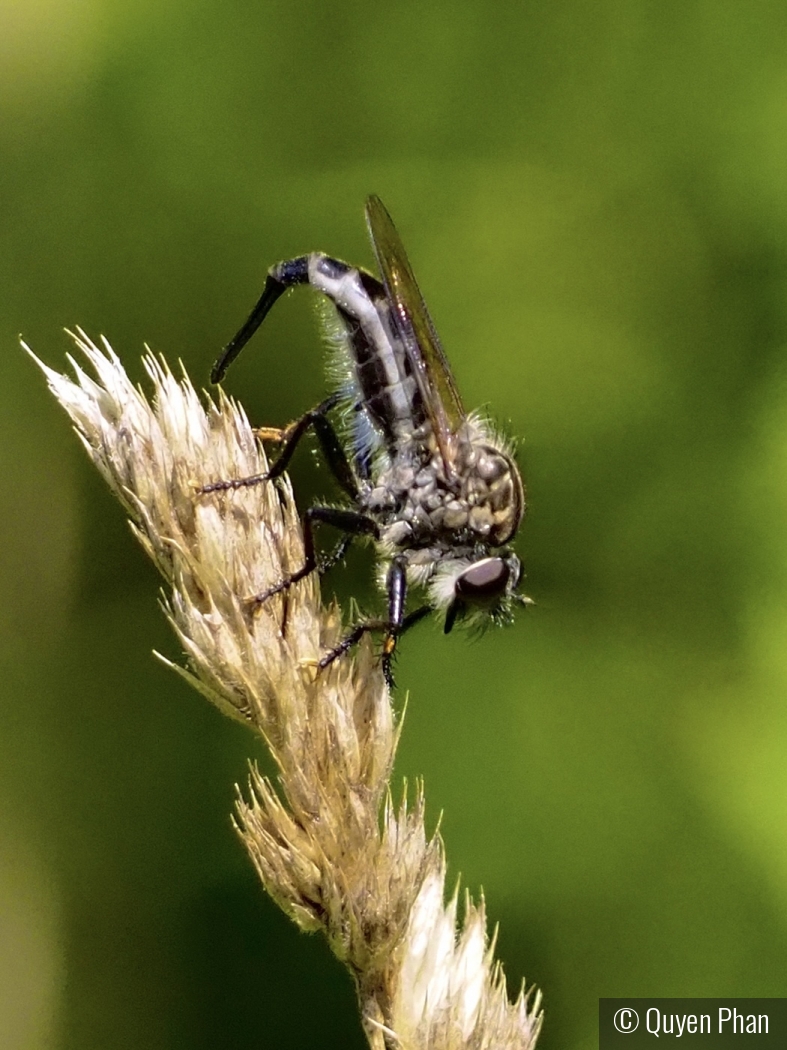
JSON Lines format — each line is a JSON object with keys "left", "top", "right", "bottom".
{"left": 3, "top": 1, "right": 787, "bottom": 1047}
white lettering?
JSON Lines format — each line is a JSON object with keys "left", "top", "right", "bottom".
{"left": 719, "top": 1007, "right": 766, "bottom": 1033}
{"left": 644, "top": 1009, "right": 722, "bottom": 1037}
{"left": 646, "top": 1008, "right": 661, "bottom": 1036}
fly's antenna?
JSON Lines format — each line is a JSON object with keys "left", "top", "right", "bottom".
{"left": 513, "top": 593, "right": 535, "bottom": 608}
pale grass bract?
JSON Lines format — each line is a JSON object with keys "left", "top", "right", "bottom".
{"left": 26, "top": 329, "right": 542, "bottom": 1050}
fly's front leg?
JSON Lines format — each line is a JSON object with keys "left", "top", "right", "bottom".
{"left": 252, "top": 424, "right": 289, "bottom": 443}
{"left": 248, "top": 506, "right": 379, "bottom": 608}
{"left": 380, "top": 557, "right": 407, "bottom": 685}
{"left": 317, "top": 604, "right": 430, "bottom": 688}
{"left": 379, "top": 562, "right": 431, "bottom": 685}
{"left": 318, "top": 557, "right": 431, "bottom": 688}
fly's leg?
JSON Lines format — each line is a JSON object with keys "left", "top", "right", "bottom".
{"left": 264, "top": 393, "right": 358, "bottom": 498}
{"left": 248, "top": 506, "right": 379, "bottom": 607}
{"left": 199, "top": 392, "right": 359, "bottom": 499}
{"left": 317, "top": 533, "right": 353, "bottom": 577}
{"left": 318, "top": 558, "right": 431, "bottom": 687}
{"left": 380, "top": 557, "right": 408, "bottom": 684}
{"left": 318, "top": 606, "right": 431, "bottom": 689}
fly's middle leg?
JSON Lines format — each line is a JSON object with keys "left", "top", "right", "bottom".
{"left": 246, "top": 506, "right": 379, "bottom": 607}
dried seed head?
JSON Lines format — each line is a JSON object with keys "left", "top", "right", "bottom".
{"left": 27, "top": 330, "right": 541, "bottom": 1050}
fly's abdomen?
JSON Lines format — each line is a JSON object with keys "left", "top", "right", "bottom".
{"left": 306, "top": 254, "right": 428, "bottom": 451}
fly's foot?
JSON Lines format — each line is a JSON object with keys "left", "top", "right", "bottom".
{"left": 245, "top": 563, "right": 314, "bottom": 611}
{"left": 381, "top": 635, "right": 397, "bottom": 689}
{"left": 197, "top": 472, "right": 271, "bottom": 496}
{"left": 317, "top": 620, "right": 397, "bottom": 688}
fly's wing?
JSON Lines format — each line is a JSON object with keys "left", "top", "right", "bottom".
{"left": 365, "top": 194, "right": 465, "bottom": 474}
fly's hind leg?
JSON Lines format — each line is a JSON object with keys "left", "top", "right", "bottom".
{"left": 262, "top": 392, "right": 358, "bottom": 499}
{"left": 199, "top": 391, "right": 359, "bottom": 499}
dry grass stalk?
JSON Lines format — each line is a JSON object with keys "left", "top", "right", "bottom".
{"left": 27, "top": 329, "right": 542, "bottom": 1050}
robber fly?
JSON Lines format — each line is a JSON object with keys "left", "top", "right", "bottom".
{"left": 206, "top": 195, "right": 531, "bottom": 684}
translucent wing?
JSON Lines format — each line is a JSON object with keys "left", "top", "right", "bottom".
{"left": 365, "top": 194, "right": 465, "bottom": 474}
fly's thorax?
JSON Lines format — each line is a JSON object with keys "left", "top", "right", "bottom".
{"left": 365, "top": 421, "right": 524, "bottom": 550}
{"left": 453, "top": 426, "right": 524, "bottom": 545}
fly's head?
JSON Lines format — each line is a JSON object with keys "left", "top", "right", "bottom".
{"left": 429, "top": 549, "right": 532, "bottom": 635}
{"left": 419, "top": 422, "right": 530, "bottom": 632}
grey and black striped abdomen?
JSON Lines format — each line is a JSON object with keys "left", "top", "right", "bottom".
{"left": 304, "top": 253, "right": 428, "bottom": 451}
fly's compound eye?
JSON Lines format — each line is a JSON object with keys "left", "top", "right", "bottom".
{"left": 455, "top": 557, "right": 511, "bottom": 603}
